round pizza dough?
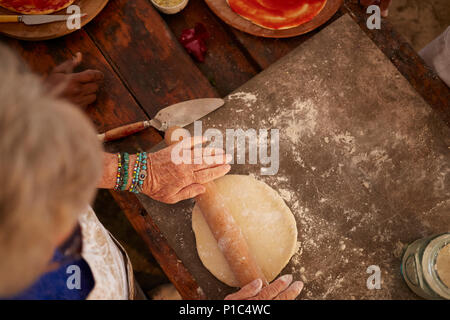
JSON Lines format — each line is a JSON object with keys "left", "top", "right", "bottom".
{"left": 192, "top": 175, "right": 298, "bottom": 287}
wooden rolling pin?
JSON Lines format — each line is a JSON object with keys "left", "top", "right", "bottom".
{"left": 165, "top": 127, "right": 268, "bottom": 287}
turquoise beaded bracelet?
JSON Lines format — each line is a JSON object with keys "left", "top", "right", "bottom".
{"left": 129, "top": 152, "right": 148, "bottom": 194}
{"left": 137, "top": 153, "right": 148, "bottom": 192}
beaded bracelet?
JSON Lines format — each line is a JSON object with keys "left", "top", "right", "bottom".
{"left": 113, "top": 153, "right": 122, "bottom": 191}
{"left": 128, "top": 153, "right": 141, "bottom": 194}
{"left": 120, "top": 152, "right": 130, "bottom": 191}
{"left": 137, "top": 153, "right": 148, "bottom": 192}
{"left": 128, "top": 152, "right": 148, "bottom": 194}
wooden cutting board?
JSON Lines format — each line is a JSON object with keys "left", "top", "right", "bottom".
{"left": 138, "top": 14, "right": 450, "bottom": 300}
{"left": 0, "top": 0, "right": 108, "bottom": 40}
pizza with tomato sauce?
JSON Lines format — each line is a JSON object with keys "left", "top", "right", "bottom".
{"left": 227, "top": 0, "right": 327, "bottom": 30}
{"left": 0, "top": 0, "right": 75, "bottom": 14}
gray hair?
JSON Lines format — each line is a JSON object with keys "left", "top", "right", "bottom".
{"left": 0, "top": 44, "right": 102, "bottom": 296}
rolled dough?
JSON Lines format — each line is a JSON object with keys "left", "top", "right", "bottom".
{"left": 192, "top": 175, "right": 298, "bottom": 287}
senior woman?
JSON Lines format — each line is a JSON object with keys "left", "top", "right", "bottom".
{"left": 0, "top": 44, "right": 303, "bottom": 300}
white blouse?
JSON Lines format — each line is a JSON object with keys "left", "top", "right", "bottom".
{"left": 78, "top": 207, "right": 135, "bottom": 300}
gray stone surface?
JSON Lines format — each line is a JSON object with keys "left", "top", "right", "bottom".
{"left": 139, "top": 14, "right": 450, "bottom": 299}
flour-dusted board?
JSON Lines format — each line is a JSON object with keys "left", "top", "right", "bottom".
{"left": 138, "top": 14, "right": 450, "bottom": 300}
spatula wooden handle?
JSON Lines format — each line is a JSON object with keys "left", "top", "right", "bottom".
{"left": 98, "top": 121, "right": 150, "bottom": 143}
{"left": 165, "top": 127, "right": 268, "bottom": 287}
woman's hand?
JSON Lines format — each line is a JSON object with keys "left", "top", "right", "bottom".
{"left": 45, "top": 52, "right": 104, "bottom": 108}
{"left": 142, "top": 137, "right": 232, "bottom": 204}
{"left": 360, "top": 0, "right": 392, "bottom": 17}
{"left": 225, "top": 275, "right": 304, "bottom": 300}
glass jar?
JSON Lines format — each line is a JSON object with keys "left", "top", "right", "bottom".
{"left": 401, "top": 233, "right": 450, "bottom": 300}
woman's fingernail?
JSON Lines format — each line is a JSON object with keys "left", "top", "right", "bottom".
{"left": 279, "top": 274, "right": 293, "bottom": 283}
{"left": 292, "top": 281, "right": 304, "bottom": 291}
{"left": 250, "top": 278, "right": 262, "bottom": 288}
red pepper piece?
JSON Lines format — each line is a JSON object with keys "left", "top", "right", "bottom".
{"left": 179, "top": 23, "right": 210, "bottom": 62}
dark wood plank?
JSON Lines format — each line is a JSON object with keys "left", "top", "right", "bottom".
{"left": 163, "top": 0, "right": 259, "bottom": 97}
{"left": 85, "top": 0, "right": 218, "bottom": 116}
{"left": 1, "top": 30, "right": 158, "bottom": 151}
{"left": 225, "top": 8, "right": 344, "bottom": 69}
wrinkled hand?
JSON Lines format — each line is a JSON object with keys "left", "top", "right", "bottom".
{"left": 142, "top": 137, "right": 232, "bottom": 204}
{"left": 225, "top": 275, "right": 304, "bottom": 300}
{"left": 360, "top": 0, "right": 392, "bottom": 17}
{"left": 45, "top": 52, "right": 104, "bottom": 108}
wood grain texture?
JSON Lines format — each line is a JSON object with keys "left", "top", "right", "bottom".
{"left": 205, "top": 0, "right": 343, "bottom": 38}
{"left": 163, "top": 0, "right": 259, "bottom": 97}
{"left": 0, "top": 0, "right": 109, "bottom": 41}
{"left": 85, "top": 0, "right": 218, "bottom": 118}
{"left": 227, "top": 8, "right": 344, "bottom": 69}
{"left": 2, "top": 30, "right": 160, "bottom": 150}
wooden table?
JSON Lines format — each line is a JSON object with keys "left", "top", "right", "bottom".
{"left": 2, "top": 0, "right": 448, "bottom": 299}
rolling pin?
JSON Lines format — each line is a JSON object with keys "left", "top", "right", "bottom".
{"left": 165, "top": 127, "right": 268, "bottom": 287}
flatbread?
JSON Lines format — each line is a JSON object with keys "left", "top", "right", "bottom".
{"left": 0, "top": 0, "right": 75, "bottom": 14}
{"left": 227, "top": 0, "right": 327, "bottom": 30}
{"left": 192, "top": 175, "right": 298, "bottom": 287}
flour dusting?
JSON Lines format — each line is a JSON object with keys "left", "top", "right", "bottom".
{"left": 228, "top": 91, "right": 258, "bottom": 107}
{"left": 269, "top": 98, "right": 318, "bottom": 144}
{"left": 333, "top": 131, "right": 356, "bottom": 154}
{"left": 279, "top": 188, "right": 293, "bottom": 203}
